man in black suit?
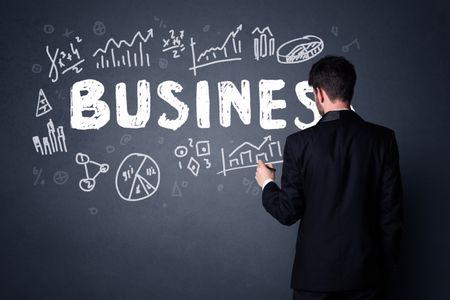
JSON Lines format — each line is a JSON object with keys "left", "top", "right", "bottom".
{"left": 255, "top": 56, "right": 403, "bottom": 300}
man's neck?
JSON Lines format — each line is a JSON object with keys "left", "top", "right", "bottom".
{"left": 323, "top": 99, "right": 351, "bottom": 113}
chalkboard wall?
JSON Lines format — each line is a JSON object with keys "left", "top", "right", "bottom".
{"left": 1, "top": 0, "right": 450, "bottom": 299}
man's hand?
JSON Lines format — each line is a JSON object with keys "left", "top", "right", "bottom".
{"left": 255, "top": 160, "right": 275, "bottom": 188}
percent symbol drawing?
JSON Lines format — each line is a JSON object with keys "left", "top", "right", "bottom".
{"left": 243, "top": 177, "right": 260, "bottom": 196}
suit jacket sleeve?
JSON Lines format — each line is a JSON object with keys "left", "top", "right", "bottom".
{"left": 262, "top": 136, "right": 304, "bottom": 226}
{"left": 380, "top": 131, "right": 403, "bottom": 275}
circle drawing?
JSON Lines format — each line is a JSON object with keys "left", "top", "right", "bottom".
{"left": 43, "top": 24, "right": 55, "bottom": 34}
{"left": 115, "top": 153, "right": 160, "bottom": 201}
{"left": 105, "top": 145, "right": 115, "bottom": 153}
{"left": 120, "top": 134, "right": 132, "bottom": 145}
{"left": 158, "top": 58, "right": 168, "bottom": 69}
{"left": 31, "top": 64, "right": 42, "bottom": 74}
{"left": 174, "top": 146, "right": 188, "bottom": 158}
{"left": 53, "top": 171, "right": 69, "bottom": 185}
{"left": 276, "top": 35, "right": 324, "bottom": 64}
{"left": 92, "top": 21, "right": 106, "bottom": 36}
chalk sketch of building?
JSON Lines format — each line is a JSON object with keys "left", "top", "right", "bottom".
{"left": 252, "top": 26, "right": 275, "bottom": 61}
{"left": 189, "top": 24, "right": 243, "bottom": 76}
{"left": 217, "top": 135, "right": 283, "bottom": 176}
{"left": 32, "top": 119, "right": 67, "bottom": 156}
{"left": 92, "top": 29, "right": 154, "bottom": 69}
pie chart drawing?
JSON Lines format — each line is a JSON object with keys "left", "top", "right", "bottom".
{"left": 115, "top": 153, "right": 161, "bottom": 201}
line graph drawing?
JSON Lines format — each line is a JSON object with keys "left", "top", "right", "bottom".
{"left": 252, "top": 26, "right": 275, "bottom": 61}
{"left": 189, "top": 24, "right": 243, "bottom": 76}
{"left": 217, "top": 135, "right": 283, "bottom": 176}
{"left": 115, "top": 153, "right": 160, "bottom": 201}
{"left": 92, "top": 29, "right": 154, "bottom": 69}
{"left": 75, "top": 153, "right": 109, "bottom": 192}
{"left": 276, "top": 35, "right": 324, "bottom": 64}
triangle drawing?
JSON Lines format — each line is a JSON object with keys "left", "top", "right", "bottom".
{"left": 36, "top": 89, "right": 53, "bottom": 117}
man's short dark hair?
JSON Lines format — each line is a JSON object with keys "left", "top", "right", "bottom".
{"left": 308, "top": 55, "right": 357, "bottom": 103}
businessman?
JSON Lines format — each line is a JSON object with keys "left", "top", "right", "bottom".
{"left": 255, "top": 56, "right": 403, "bottom": 300}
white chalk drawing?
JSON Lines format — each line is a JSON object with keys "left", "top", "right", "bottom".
{"left": 53, "top": 171, "right": 69, "bottom": 185}
{"left": 276, "top": 35, "right": 324, "bottom": 64}
{"left": 162, "top": 29, "right": 185, "bottom": 59}
{"left": 187, "top": 157, "right": 201, "bottom": 176}
{"left": 174, "top": 145, "right": 188, "bottom": 158}
{"left": 55, "top": 89, "right": 66, "bottom": 100}
{"left": 174, "top": 139, "right": 211, "bottom": 176}
{"left": 115, "top": 153, "right": 160, "bottom": 201}
{"left": 158, "top": 57, "right": 169, "bottom": 69}
{"left": 105, "top": 145, "right": 115, "bottom": 153}
{"left": 70, "top": 79, "right": 111, "bottom": 130}
{"left": 46, "top": 36, "right": 85, "bottom": 82}
{"left": 92, "top": 29, "right": 154, "bottom": 69}
{"left": 92, "top": 21, "right": 106, "bottom": 36}
{"left": 33, "top": 167, "right": 45, "bottom": 185}
{"left": 342, "top": 38, "right": 360, "bottom": 52}
{"left": 120, "top": 134, "right": 132, "bottom": 145}
{"left": 35, "top": 89, "right": 53, "bottom": 117}
{"left": 172, "top": 181, "right": 182, "bottom": 197}
{"left": 196, "top": 141, "right": 211, "bottom": 156}
{"left": 331, "top": 26, "right": 338, "bottom": 37}
{"left": 202, "top": 25, "right": 211, "bottom": 32}
{"left": 32, "top": 119, "right": 67, "bottom": 156}
{"left": 153, "top": 16, "right": 168, "bottom": 29}
{"left": 243, "top": 177, "right": 260, "bottom": 196}
{"left": 217, "top": 135, "right": 283, "bottom": 176}
{"left": 294, "top": 80, "right": 322, "bottom": 130}
{"left": 31, "top": 64, "right": 42, "bottom": 74}
{"left": 252, "top": 26, "right": 275, "bottom": 61}
{"left": 75, "top": 153, "right": 109, "bottom": 192}
{"left": 172, "top": 180, "right": 188, "bottom": 197}
{"left": 63, "top": 28, "right": 74, "bottom": 38}
{"left": 189, "top": 24, "right": 243, "bottom": 76}
{"left": 43, "top": 24, "right": 54, "bottom": 34}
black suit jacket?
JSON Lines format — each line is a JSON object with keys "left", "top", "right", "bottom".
{"left": 262, "top": 110, "right": 403, "bottom": 291}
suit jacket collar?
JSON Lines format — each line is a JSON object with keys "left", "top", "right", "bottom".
{"left": 318, "top": 109, "right": 362, "bottom": 123}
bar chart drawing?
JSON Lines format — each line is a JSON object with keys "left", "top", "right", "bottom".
{"left": 189, "top": 24, "right": 243, "bottom": 76}
{"left": 92, "top": 29, "right": 154, "bottom": 69}
{"left": 252, "top": 26, "right": 275, "bottom": 61}
{"left": 32, "top": 119, "right": 67, "bottom": 156}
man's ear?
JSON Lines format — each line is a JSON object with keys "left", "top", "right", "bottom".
{"left": 315, "top": 87, "right": 325, "bottom": 103}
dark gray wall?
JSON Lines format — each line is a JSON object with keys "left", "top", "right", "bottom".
{"left": 1, "top": 0, "right": 449, "bottom": 299}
